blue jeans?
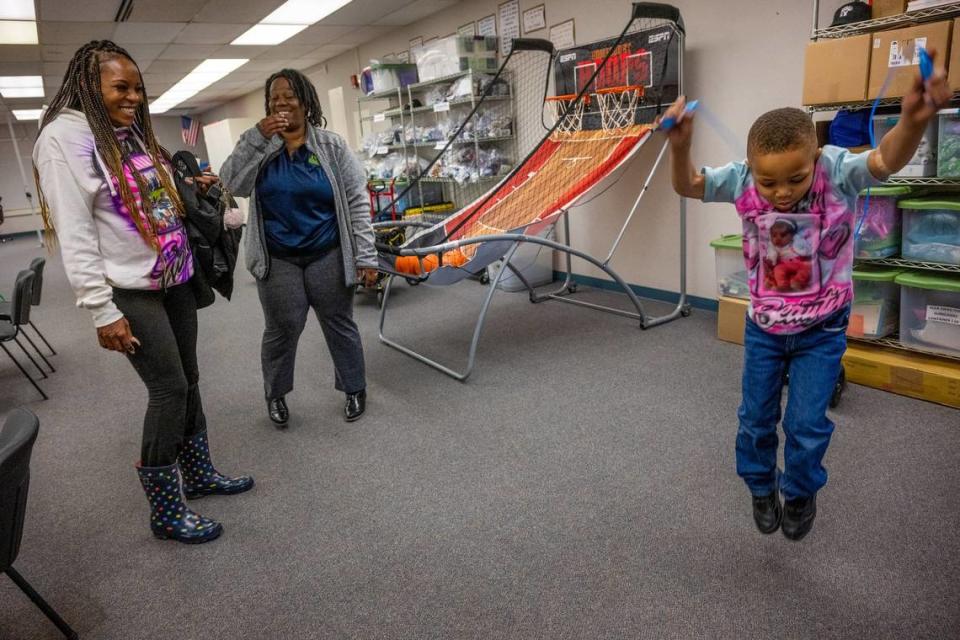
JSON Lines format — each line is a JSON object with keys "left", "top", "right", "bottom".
{"left": 736, "top": 305, "right": 849, "bottom": 500}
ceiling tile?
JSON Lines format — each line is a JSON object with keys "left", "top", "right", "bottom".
{"left": 321, "top": 0, "right": 413, "bottom": 26}
{"left": 38, "top": 0, "right": 117, "bottom": 21}
{"left": 157, "top": 43, "right": 221, "bottom": 60}
{"left": 113, "top": 22, "right": 187, "bottom": 45}
{"left": 124, "top": 44, "right": 168, "bottom": 64}
{"left": 234, "top": 59, "right": 283, "bottom": 73}
{"left": 39, "top": 21, "right": 115, "bottom": 44}
{"left": 211, "top": 44, "right": 270, "bottom": 59}
{"left": 251, "top": 45, "right": 317, "bottom": 62}
{"left": 127, "top": 0, "right": 201, "bottom": 22}
{"left": 191, "top": 0, "right": 280, "bottom": 24}
{"left": 375, "top": 0, "right": 460, "bottom": 27}
{"left": 284, "top": 24, "right": 358, "bottom": 46}
{"left": 43, "top": 61, "right": 68, "bottom": 76}
{"left": 144, "top": 59, "right": 203, "bottom": 74}
{"left": 41, "top": 45, "right": 76, "bottom": 61}
{"left": 329, "top": 25, "right": 393, "bottom": 46}
{"left": 0, "top": 45, "right": 43, "bottom": 62}
{"left": 174, "top": 23, "right": 251, "bottom": 45}
{"left": 0, "top": 62, "right": 42, "bottom": 75}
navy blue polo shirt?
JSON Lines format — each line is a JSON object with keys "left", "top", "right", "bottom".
{"left": 258, "top": 145, "right": 339, "bottom": 257}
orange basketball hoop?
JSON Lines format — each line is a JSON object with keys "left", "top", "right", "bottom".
{"left": 546, "top": 93, "right": 590, "bottom": 134}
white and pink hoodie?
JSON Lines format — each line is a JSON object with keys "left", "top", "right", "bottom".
{"left": 33, "top": 108, "right": 192, "bottom": 327}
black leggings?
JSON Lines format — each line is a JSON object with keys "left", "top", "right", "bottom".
{"left": 113, "top": 283, "right": 206, "bottom": 466}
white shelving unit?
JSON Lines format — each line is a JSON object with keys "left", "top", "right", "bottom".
{"left": 357, "top": 68, "right": 516, "bottom": 218}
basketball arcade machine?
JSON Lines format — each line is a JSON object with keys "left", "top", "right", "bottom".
{"left": 376, "top": 3, "right": 690, "bottom": 381}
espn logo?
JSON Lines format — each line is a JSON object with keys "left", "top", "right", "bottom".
{"left": 648, "top": 31, "right": 671, "bottom": 44}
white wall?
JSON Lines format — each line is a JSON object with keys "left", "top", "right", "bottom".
{"left": 200, "top": 0, "right": 844, "bottom": 302}
{"left": 150, "top": 115, "right": 210, "bottom": 166}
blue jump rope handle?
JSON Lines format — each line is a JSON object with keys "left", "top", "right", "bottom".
{"left": 919, "top": 47, "right": 934, "bottom": 81}
{"left": 660, "top": 100, "right": 699, "bottom": 131}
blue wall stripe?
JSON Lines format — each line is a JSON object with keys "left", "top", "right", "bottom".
{"left": 551, "top": 271, "right": 719, "bottom": 312}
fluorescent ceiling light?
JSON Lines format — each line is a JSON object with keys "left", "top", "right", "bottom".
{"left": 150, "top": 59, "right": 248, "bottom": 114}
{"left": 230, "top": 24, "right": 307, "bottom": 46}
{"left": 13, "top": 109, "right": 43, "bottom": 121}
{"left": 261, "top": 0, "right": 353, "bottom": 25}
{"left": 0, "top": 0, "right": 36, "bottom": 20}
{"left": 0, "top": 20, "right": 38, "bottom": 45}
{"left": 0, "top": 76, "right": 43, "bottom": 98}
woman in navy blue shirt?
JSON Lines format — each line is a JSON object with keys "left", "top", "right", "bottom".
{"left": 221, "top": 69, "right": 378, "bottom": 428}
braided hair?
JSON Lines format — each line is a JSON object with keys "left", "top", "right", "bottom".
{"left": 35, "top": 39, "right": 184, "bottom": 250}
{"left": 263, "top": 69, "right": 327, "bottom": 128}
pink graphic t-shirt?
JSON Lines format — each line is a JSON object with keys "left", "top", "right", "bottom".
{"left": 703, "top": 145, "right": 882, "bottom": 335}
{"left": 105, "top": 130, "right": 193, "bottom": 289}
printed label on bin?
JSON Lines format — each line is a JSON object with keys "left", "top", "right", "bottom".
{"left": 373, "top": 113, "right": 386, "bottom": 123}
{"left": 433, "top": 102, "right": 450, "bottom": 113}
{"left": 376, "top": 145, "right": 389, "bottom": 155}
{"left": 888, "top": 38, "right": 926, "bottom": 68}
{"left": 928, "top": 305, "right": 960, "bottom": 326}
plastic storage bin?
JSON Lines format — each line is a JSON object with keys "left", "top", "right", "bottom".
{"left": 412, "top": 36, "right": 499, "bottom": 82}
{"left": 365, "top": 63, "right": 419, "bottom": 94}
{"left": 895, "top": 271, "right": 960, "bottom": 358}
{"left": 937, "top": 108, "right": 960, "bottom": 177}
{"left": 854, "top": 185, "right": 909, "bottom": 258}
{"left": 900, "top": 198, "right": 960, "bottom": 266}
{"left": 710, "top": 234, "right": 749, "bottom": 299}
{"left": 849, "top": 266, "right": 903, "bottom": 338}
{"left": 873, "top": 116, "right": 938, "bottom": 177}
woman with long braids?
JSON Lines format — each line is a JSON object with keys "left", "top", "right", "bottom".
{"left": 220, "top": 69, "right": 377, "bottom": 428}
{"left": 32, "top": 40, "right": 253, "bottom": 544}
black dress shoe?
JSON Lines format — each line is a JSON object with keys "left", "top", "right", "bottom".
{"left": 344, "top": 390, "right": 366, "bottom": 422}
{"left": 752, "top": 491, "right": 782, "bottom": 534}
{"left": 267, "top": 397, "right": 289, "bottom": 428}
{"left": 782, "top": 495, "right": 817, "bottom": 541}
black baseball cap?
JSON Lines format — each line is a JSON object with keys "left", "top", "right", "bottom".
{"left": 831, "top": 1, "right": 872, "bottom": 27}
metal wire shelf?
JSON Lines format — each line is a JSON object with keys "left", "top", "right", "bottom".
{"left": 813, "top": 3, "right": 960, "bottom": 39}
{"left": 855, "top": 256, "right": 960, "bottom": 272}
{"left": 885, "top": 176, "right": 960, "bottom": 186}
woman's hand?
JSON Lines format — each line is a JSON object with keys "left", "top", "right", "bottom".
{"left": 257, "top": 113, "right": 289, "bottom": 139}
{"left": 97, "top": 317, "right": 140, "bottom": 354}
{"left": 193, "top": 173, "right": 219, "bottom": 195}
{"left": 357, "top": 268, "right": 379, "bottom": 287}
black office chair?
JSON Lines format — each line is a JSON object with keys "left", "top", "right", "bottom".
{"left": 0, "top": 257, "right": 56, "bottom": 367}
{"left": 0, "top": 270, "right": 48, "bottom": 400}
{"left": 0, "top": 408, "right": 79, "bottom": 638}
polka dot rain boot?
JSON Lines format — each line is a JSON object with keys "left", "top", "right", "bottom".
{"left": 136, "top": 463, "right": 223, "bottom": 544}
{"left": 178, "top": 429, "right": 254, "bottom": 500}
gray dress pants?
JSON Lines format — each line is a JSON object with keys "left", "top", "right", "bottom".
{"left": 257, "top": 245, "right": 366, "bottom": 399}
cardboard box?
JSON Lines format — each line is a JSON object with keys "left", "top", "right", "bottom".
{"left": 803, "top": 35, "right": 872, "bottom": 105}
{"left": 872, "top": 0, "right": 907, "bottom": 19}
{"left": 948, "top": 18, "right": 960, "bottom": 92}
{"left": 868, "top": 21, "right": 952, "bottom": 99}
{"left": 843, "top": 342, "right": 960, "bottom": 409}
{"left": 717, "top": 296, "right": 749, "bottom": 345}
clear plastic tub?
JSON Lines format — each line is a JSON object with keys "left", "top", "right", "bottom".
{"left": 900, "top": 198, "right": 960, "bottom": 266}
{"left": 710, "top": 234, "right": 749, "bottom": 299}
{"left": 849, "top": 266, "right": 903, "bottom": 338}
{"left": 873, "top": 116, "right": 938, "bottom": 177}
{"left": 937, "top": 108, "right": 960, "bottom": 178}
{"left": 854, "top": 185, "right": 910, "bottom": 258}
{"left": 895, "top": 271, "right": 960, "bottom": 358}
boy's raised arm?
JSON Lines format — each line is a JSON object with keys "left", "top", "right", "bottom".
{"left": 664, "top": 96, "right": 705, "bottom": 199}
{"left": 869, "top": 47, "right": 952, "bottom": 180}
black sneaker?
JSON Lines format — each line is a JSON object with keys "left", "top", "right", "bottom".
{"left": 752, "top": 491, "right": 782, "bottom": 534}
{"left": 782, "top": 495, "right": 817, "bottom": 541}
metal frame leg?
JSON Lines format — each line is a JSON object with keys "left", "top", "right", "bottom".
{"left": 5, "top": 567, "right": 79, "bottom": 639}
{"left": 20, "top": 330, "right": 55, "bottom": 373}
{"left": 28, "top": 320, "right": 56, "bottom": 356}
{"left": 14, "top": 336, "right": 48, "bottom": 379}
{"left": 0, "top": 343, "right": 47, "bottom": 400}
{"left": 379, "top": 243, "right": 522, "bottom": 381}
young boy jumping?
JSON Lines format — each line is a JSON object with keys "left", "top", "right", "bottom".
{"left": 664, "top": 52, "right": 951, "bottom": 540}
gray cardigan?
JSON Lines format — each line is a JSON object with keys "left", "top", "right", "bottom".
{"left": 219, "top": 124, "right": 376, "bottom": 285}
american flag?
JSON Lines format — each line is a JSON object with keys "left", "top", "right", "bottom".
{"left": 180, "top": 116, "right": 200, "bottom": 147}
